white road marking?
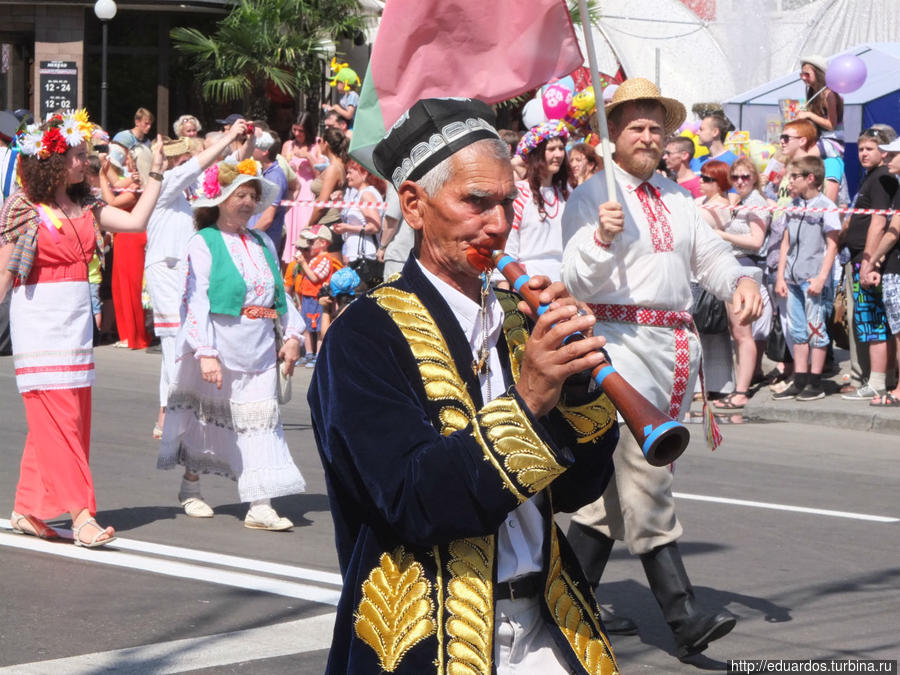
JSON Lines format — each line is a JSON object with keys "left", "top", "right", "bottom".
{"left": 674, "top": 492, "right": 899, "bottom": 523}
{"left": 0, "top": 611, "right": 336, "bottom": 674}
{"left": 0, "top": 528, "right": 342, "bottom": 605}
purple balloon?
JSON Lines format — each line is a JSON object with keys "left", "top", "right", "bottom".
{"left": 825, "top": 54, "right": 867, "bottom": 94}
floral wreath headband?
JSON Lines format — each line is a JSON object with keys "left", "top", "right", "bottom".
{"left": 15, "top": 109, "right": 96, "bottom": 159}
{"left": 199, "top": 159, "right": 263, "bottom": 200}
{"left": 516, "top": 120, "right": 569, "bottom": 158}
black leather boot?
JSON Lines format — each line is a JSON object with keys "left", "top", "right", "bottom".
{"left": 566, "top": 521, "right": 638, "bottom": 635}
{"left": 640, "top": 542, "right": 736, "bottom": 658}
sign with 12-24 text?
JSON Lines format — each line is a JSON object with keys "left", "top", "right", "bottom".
{"left": 39, "top": 61, "right": 78, "bottom": 119}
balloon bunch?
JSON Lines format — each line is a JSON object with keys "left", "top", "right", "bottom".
{"left": 523, "top": 69, "right": 623, "bottom": 134}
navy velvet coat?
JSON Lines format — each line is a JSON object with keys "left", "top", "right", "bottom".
{"left": 308, "top": 257, "right": 621, "bottom": 674}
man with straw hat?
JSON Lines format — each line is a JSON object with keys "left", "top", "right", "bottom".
{"left": 561, "top": 78, "right": 763, "bottom": 658}
{"left": 309, "top": 97, "right": 620, "bottom": 674}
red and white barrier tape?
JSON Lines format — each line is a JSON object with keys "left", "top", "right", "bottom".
{"left": 699, "top": 202, "right": 897, "bottom": 217}
{"left": 277, "top": 199, "right": 387, "bottom": 209}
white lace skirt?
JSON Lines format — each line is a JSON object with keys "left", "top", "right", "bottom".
{"left": 157, "top": 363, "right": 306, "bottom": 502}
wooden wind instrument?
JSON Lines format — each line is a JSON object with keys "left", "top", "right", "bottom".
{"left": 491, "top": 251, "right": 690, "bottom": 466}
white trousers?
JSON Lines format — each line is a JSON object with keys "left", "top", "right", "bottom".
{"left": 158, "top": 334, "right": 176, "bottom": 407}
{"left": 571, "top": 422, "right": 683, "bottom": 556}
{"left": 494, "top": 597, "right": 574, "bottom": 674}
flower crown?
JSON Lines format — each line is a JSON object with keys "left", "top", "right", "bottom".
{"left": 516, "top": 119, "right": 569, "bottom": 158}
{"left": 198, "top": 159, "right": 262, "bottom": 200}
{"left": 15, "top": 109, "right": 96, "bottom": 159}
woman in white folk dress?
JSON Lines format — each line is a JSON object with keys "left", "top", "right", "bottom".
{"left": 158, "top": 159, "right": 306, "bottom": 531}
{"left": 496, "top": 120, "right": 571, "bottom": 285}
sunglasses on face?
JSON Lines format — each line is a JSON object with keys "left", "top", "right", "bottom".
{"left": 699, "top": 175, "right": 717, "bottom": 183}
{"left": 730, "top": 174, "right": 752, "bottom": 181}
{"left": 789, "top": 172, "right": 810, "bottom": 180}
{"left": 780, "top": 134, "right": 799, "bottom": 143}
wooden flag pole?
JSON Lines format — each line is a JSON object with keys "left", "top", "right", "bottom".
{"left": 577, "top": 0, "right": 616, "bottom": 200}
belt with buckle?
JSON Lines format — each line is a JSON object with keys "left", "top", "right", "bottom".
{"left": 241, "top": 306, "right": 278, "bottom": 320}
{"left": 494, "top": 573, "right": 542, "bottom": 601}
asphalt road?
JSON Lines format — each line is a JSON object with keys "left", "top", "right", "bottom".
{"left": 1, "top": 346, "right": 898, "bottom": 674}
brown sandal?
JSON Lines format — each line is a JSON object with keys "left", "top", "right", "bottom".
{"left": 10, "top": 511, "right": 60, "bottom": 540}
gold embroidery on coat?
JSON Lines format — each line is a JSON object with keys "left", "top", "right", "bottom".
{"left": 545, "top": 525, "right": 618, "bottom": 674}
{"left": 558, "top": 396, "right": 617, "bottom": 443}
{"left": 433, "top": 545, "right": 445, "bottom": 673}
{"left": 496, "top": 290, "right": 528, "bottom": 381}
{"left": 478, "top": 396, "right": 566, "bottom": 494}
{"left": 446, "top": 536, "right": 494, "bottom": 675}
{"left": 354, "top": 547, "right": 437, "bottom": 672}
{"left": 371, "top": 287, "right": 525, "bottom": 499}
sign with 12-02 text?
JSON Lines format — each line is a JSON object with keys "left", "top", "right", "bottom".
{"left": 39, "top": 61, "right": 78, "bottom": 119}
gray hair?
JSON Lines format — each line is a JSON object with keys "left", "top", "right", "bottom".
{"left": 173, "top": 114, "right": 202, "bottom": 138}
{"left": 256, "top": 130, "right": 276, "bottom": 151}
{"left": 416, "top": 138, "right": 510, "bottom": 197}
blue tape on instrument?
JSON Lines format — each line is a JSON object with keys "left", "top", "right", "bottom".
{"left": 496, "top": 255, "right": 515, "bottom": 273}
{"left": 537, "top": 303, "right": 549, "bottom": 316}
{"left": 641, "top": 420, "right": 682, "bottom": 458}
{"left": 513, "top": 274, "right": 529, "bottom": 292}
{"left": 593, "top": 365, "right": 616, "bottom": 389}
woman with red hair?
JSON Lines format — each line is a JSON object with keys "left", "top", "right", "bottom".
{"left": 696, "top": 160, "right": 732, "bottom": 230}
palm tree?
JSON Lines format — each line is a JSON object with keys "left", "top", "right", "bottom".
{"left": 171, "top": 0, "right": 366, "bottom": 118}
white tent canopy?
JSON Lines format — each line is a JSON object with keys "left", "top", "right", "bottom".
{"left": 723, "top": 42, "right": 900, "bottom": 142}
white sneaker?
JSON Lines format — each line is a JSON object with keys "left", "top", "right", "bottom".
{"left": 244, "top": 505, "right": 293, "bottom": 531}
{"left": 180, "top": 496, "right": 214, "bottom": 518}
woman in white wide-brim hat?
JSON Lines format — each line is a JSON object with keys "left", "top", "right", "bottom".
{"left": 157, "top": 158, "right": 307, "bottom": 531}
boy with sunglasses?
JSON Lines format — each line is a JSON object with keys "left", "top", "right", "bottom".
{"left": 773, "top": 156, "right": 840, "bottom": 400}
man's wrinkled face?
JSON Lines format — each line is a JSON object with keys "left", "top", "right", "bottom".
{"left": 410, "top": 144, "right": 517, "bottom": 284}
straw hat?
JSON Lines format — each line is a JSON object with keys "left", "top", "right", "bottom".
{"left": 602, "top": 77, "right": 686, "bottom": 136}
{"left": 192, "top": 159, "right": 279, "bottom": 215}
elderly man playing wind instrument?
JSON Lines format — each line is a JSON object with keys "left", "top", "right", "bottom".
{"left": 309, "top": 98, "right": 623, "bottom": 674}
{"left": 561, "top": 78, "right": 763, "bottom": 658}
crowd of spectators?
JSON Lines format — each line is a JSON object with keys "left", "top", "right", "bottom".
{"left": 2, "top": 62, "right": 900, "bottom": 418}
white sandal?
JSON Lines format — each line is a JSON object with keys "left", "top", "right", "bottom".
{"left": 73, "top": 518, "right": 116, "bottom": 548}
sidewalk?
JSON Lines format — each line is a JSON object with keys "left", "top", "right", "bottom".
{"left": 691, "top": 355, "right": 900, "bottom": 436}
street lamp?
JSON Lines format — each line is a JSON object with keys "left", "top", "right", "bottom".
{"left": 93, "top": 0, "right": 117, "bottom": 131}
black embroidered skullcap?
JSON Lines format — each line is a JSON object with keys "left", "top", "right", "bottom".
{"left": 0, "top": 110, "right": 20, "bottom": 143}
{"left": 373, "top": 98, "right": 500, "bottom": 189}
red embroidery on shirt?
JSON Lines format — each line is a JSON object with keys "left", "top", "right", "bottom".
{"left": 635, "top": 182, "right": 673, "bottom": 253}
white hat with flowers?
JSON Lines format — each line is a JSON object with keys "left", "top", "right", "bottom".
{"left": 192, "top": 159, "right": 279, "bottom": 214}
{"left": 15, "top": 109, "right": 95, "bottom": 159}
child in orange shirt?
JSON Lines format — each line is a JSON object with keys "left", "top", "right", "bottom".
{"left": 297, "top": 226, "right": 341, "bottom": 366}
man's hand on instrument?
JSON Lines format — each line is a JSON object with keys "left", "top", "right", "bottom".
{"left": 596, "top": 201, "right": 625, "bottom": 245}
{"left": 516, "top": 293, "right": 608, "bottom": 418}
{"left": 731, "top": 277, "right": 764, "bottom": 325}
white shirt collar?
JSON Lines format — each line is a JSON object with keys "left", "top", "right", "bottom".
{"left": 415, "top": 258, "right": 505, "bottom": 355}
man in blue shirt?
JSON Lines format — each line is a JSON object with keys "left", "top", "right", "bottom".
{"left": 691, "top": 112, "right": 737, "bottom": 172}
{"left": 248, "top": 130, "right": 288, "bottom": 256}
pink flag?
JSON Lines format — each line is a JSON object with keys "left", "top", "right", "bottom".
{"left": 350, "top": 0, "right": 584, "bottom": 170}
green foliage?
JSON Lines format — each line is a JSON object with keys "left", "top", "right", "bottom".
{"left": 171, "top": 0, "right": 366, "bottom": 106}
{"left": 567, "top": 0, "right": 602, "bottom": 28}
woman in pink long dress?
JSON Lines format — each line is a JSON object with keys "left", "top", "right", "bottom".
{"left": 280, "top": 112, "right": 319, "bottom": 264}
{"left": 0, "top": 112, "right": 164, "bottom": 548}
